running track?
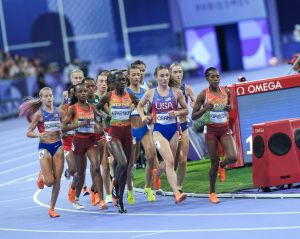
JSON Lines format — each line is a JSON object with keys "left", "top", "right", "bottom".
{"left": 1, "top": 118, "right": 300, "bottom": 239}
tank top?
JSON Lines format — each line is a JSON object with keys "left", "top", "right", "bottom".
{"left": 179, "top": 83, "right": 188, "bottom": 103}
{"left": 37, "top": 107, "right": 61, "bottom": 133}
{"left": 127, "top": 87, "right": 145, "bottom": 116}
{"left": 109, "top": 90, "right": 132, "bottom": 127}
{"left": 152, "top": 88, "right": 177, "bottom": 125}
{"left": 73, "top": 103, "right": 95, "bottom": 133}
{"left": 202, "top": 87, "right": 229, "bottom": 127}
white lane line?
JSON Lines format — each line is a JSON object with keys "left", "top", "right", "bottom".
{"left": 1, "top": 226, "right": 300, "bottom": 233}
{"left": 15, "top": 206, "right": 40, "bottom": 211}
{"left": 0, "top": 163, "right": 38, "bottom": 176}
{"left": 0, "top": 152, "right": 37, "bottom": 166}
{"left": 0, "top": 172, "right": 38, "bottom": 187}
{"left": 0, "top": 196, "right": 32, "bottom": 203}
{"left": 33, "top": 190, "right": 300, "bottom": 217}
{"left": 0, "top": 146, "right": 36, "bottom": 158}
{"left": 0, "top": 140, "right": 34, "bottom": 151}
{"left": 132, "top": 232, "right": 164, "bottom": 238}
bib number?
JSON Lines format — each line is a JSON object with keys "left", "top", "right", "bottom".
{"left": 209, "top": 111, "right": 228, "bottom": 124}
{"left": 77, "top": 119, "right": 95, "bottom": 133}
{"left": 156, "top": 113, "right": 176, "bottom": 124}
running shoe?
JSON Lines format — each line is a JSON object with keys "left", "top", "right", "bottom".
{"left": 82, "top": 186, "right": 90, "bottom": 196}
{"left": 105, "top": 194, "right": 113, "bottom": 203}
{"left": 48, "top": 209, "right": 60, "bottom": 218}
{"left": 155, "top": 189, "right": 165, "bottom": 196}
{"left": 117, "top": 200, "right": 127, "bottom": 214}
{"left": 209, "top": 192, "right": 220, "bottom": 204}
{"left": 68, "top": 184, "right": 76, "bottom": 203}
{"left": 64, "top": 169, "right": 71, "bottom": 180}
{"left": 37, "top": 171, "right": 44, "bottom": 190}
{"left": 95, "top": 193, "right": 100, "bottom": 205}
{"left": 127, "top": 190, "right": 135, "bottom": 205}
{"left": 218, "top": 162, "right": 226, "bottom": 182}
{"left": 144, "top": 188, "right": 156, "bottom": 202}
{"left": 90, "top": 189, "right": 96, "bottom": 206}
{"left": 175, "top": 192, "right": 187, "bottom": 204}
{"left": 72, "top": 201, "right": 85, "bottom": 210}
{"left": 99, "top": 199, "right": 109, "bottom": 210}
{"left": 152, "top": 168, "right": 161, "bottom": 190}
{"left": 112, "top": 186, "right": 118, "bottom": 206}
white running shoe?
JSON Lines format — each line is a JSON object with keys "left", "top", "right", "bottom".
{"left": 105, "top": 194, "right": 113, "bottom": 203}
{"left": 72, "top": 201, "right": 85, "bottom": 210}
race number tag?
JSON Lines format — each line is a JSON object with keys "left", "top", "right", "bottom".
{"left": 209, "top": 111, "right": 228, "bottom": 124}
{"left": 77, "top": 119, "right": 95, "bottom": 133}
{"left": 44, "top": 121, "right": 61, "bottom": 132}
{"left": 111, "top": 107, "right": 131, "bottom": 120}
{"left": 156, "top": 113, "right": 176, "bottom": 125}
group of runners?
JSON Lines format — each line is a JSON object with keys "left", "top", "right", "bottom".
{"left": 19, "top": 60, "right": 237, "bottom": 217}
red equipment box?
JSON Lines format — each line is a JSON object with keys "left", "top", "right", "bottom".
{"left": 252, "top": 118, "right": 300, "bottom": 188}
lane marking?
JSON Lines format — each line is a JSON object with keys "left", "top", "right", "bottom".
{"left": 0, "top": 162, "right": 38, "bottom": 176}
{"left": 0, "top": 146, "right": 36, "bottom": 158}
{"left": 33, "top": 189, "right": 300, "bottom": 217}
{"left": 0, "top": 196, "right": 32, "bottom": 203}
{"left": 132, "top": 232, "right": 163, "bottom": 238}
{"left": 0, "top": 172, "right": 38, "bottom": 187}
{"left": 0, "top": 152, "right": 37, "bottom": 166}
{"left": 1, "top": 226, "right": 300, "bottom": 233}
{"left": 15, "top": 206, "right": 40, "bottom": 211}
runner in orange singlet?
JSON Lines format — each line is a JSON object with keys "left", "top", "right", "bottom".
{"left": 192, "top": 67, "right": 237, "bottom": 204}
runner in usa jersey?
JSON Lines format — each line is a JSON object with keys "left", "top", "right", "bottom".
{"left": 19, "top": 87, "right": 64, "bottom": 218}
{"left": 137, "top": 65, "right": 188, "bottom": 204}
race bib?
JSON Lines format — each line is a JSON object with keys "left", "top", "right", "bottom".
{"left": 156, "top": 113, "right": 176, "bottom": 125}
{"left": 77, "top": 119, "right": 95, "bottom": 133}
{"left": 44, "top": 121, "right": 61, "bottom": 132}
{"left": 111, "top": 107, "right": 131, "bottom": 120}
{"left": 209, "top": 111, "right": 228, "bottom": 124}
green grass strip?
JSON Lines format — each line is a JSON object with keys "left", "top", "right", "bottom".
{"left": 133, "top": 159, "right": 253, "bottom": 193}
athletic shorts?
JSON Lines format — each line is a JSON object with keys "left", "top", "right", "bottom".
{"left": 205, "top": 125, "right": 232, "bottom": 142}
{"left": 39, "top": 140, "right": 62, "bottom": 157}
{"left": 132, "top": 125, "right": 149, "bottom": 142}
{"left": 73, "top": 134, "right": 98, "bottom": 155}
{"left": 153, "top": 123, "right": 178, "bottom": 141}
{"left": 110, "top": 125, "right": 132, "bottom": 146}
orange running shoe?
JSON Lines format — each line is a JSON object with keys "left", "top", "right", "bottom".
{"left": 37, "top": 171, "right": 44, "bottom": 189}
{"left": 209, "top": 192, "right": 220, "bottom": 204}
{"left": 95, "top": 193, "right": 100, "bottom": 205}
{"left": 218, "top": 162, "right": 226, "bottom": 182}
{"left": 90, "top": 189, "right": 96, "bottom": 206}
{"left": 175, "top": 192, "right": 187, "bottom": 204}
{"left": 48, "top": 209, "right": 60, "bottom": 218}
{"left": 68, "top": 184, "right": 76, "bottom": 203}
{"left": 152, "top": 169, "right": 161, "bottom": 190}
{"left": 99, "top": 199, "right": 109, "bottom": 210}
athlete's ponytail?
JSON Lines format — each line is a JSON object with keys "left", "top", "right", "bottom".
{"left": 19, "top": 87, "right": 52, "bottom": 122}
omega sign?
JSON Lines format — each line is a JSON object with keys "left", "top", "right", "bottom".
{"left": 236, "top": 81, "right": 283, "bottom": 96}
